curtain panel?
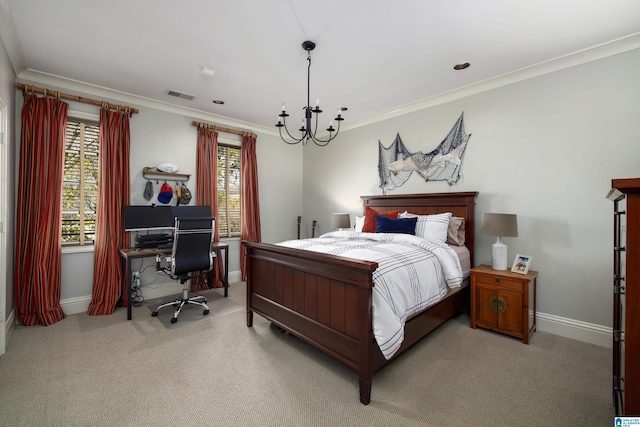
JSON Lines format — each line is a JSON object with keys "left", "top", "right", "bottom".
{"left": 87, "top": 109, "right": 130, "bottom": 315}
{"left": 194, "top": 127, "right": 224, "bottom": 290}
{"left": 240, "top": 134, "right": 261, "bottom": 281}
{"left": 14, "top": 94, "right": 69, "bottom": 326}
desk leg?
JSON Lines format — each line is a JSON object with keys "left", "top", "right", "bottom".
{"left": 224, "top": 247, "right": 229, "bottom": 297}
{"left": 126, "top": 258, "right": 132, "bottom": 320}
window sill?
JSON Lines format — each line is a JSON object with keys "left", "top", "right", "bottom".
{"left": 62, "top": 245, "right": 95, "bottom": 255}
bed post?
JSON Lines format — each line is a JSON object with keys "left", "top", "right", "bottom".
{"left": 357, "top": 283, "right": 373, "bottom": 404}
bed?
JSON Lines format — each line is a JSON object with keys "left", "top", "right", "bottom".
{"left": 243, "top": 191, "right": 478, "bottom": 404}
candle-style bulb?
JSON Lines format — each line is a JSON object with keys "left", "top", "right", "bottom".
{"left": 315, "top": 96, "right": 320, "bottom": 106}
{"left": 282, "top": 103, "right": 286, "bottom": 111}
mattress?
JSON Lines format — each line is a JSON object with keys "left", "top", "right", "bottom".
{"left": 451, "top": 244, "right": 471, "bottom": 275}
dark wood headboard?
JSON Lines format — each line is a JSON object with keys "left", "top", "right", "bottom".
{"left": 361, "top": 192, "right": 478, "bottom": 266}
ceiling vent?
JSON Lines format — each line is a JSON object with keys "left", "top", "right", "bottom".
{"left": 166, "top": 90, "right": 196, "bottom": 101}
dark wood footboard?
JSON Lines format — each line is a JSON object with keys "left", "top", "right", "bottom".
{"left": 244, "top": 192, "right": 477, "bottom": 404}
{"left": 244, "top": 242, "right": 378, "bottom": 400}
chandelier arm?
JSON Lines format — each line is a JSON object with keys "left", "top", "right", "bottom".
{"left": 280, "top": 117, "right": 306, "bottom": 144}
{"left": 309, "top": 115, "right": 341, "bottom": 144}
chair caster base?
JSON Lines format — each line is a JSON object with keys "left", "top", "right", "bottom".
{"left": 170, "top": 317, "right": 178, "bottom": 324}
{"left": 203, "top": 309, "right": 209, "bottom": 315}
{"left": 151, "top": 312, "right": 158, "bottom": 317}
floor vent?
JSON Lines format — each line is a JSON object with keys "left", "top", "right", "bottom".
{"left": 166, "top": 90, "right": 196, "bottom": 100}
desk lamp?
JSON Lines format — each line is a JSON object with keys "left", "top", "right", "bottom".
{"left": 331, "top": 213, "right": 351, "bottom": 231}
{"left": 481, "top": 213, "right": 518, "bottom": 270}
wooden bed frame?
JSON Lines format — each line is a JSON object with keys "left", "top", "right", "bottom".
{"left": 244, "top": 192, "right": 478, "bottom": 404}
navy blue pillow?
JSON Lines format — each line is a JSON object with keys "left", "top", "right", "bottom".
{"left": 375, "top": 215, "right": 418, "bottom": 235}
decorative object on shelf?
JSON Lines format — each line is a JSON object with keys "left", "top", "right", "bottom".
{"left": 331, "top": 213, "right": 351, "bottom": 231}
{"left": 142, "top": 166, "right": 190, "bottom": 183}
{"left": 276, "top": 41, "right": 345, "bottom": 147}
{"left": 481, "top": 213, "right": 518, "bottom": 270}
{"left": 157, "top": 182, "right": 173, "bottom": 204}
{"left": 156, "top": 162, "right": 179, "bottom": 173}
{"left": 378, "top": 113, "right": 471, "bottom": 194}
{"left": 511, "top": 254, "right": 532, "bottom": 274}
{"left": 297, "top": 216, "right": 301, "bottom": 239}
{"left": 311, "top": 220, "right": 317, "bottom": 238}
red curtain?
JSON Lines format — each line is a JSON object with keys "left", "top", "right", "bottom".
{"left": 14, "top": 94, "right": 69, "bottom": 326}
{"left": 87, "top": 109, "right": 130, "bottom": 315}
{"left": 240, "top": 134, "right": 261, "bottom": 281}
{"left": 194, "top": 126, "right": 224, "bottom": 290}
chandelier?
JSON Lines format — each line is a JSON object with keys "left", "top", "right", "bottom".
{"left": 276, "top": 41, "right": 345, "bottom": 146}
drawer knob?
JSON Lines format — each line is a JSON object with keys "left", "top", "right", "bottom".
{"left": 495, "top": 278, "right": 500, "bottom": 285}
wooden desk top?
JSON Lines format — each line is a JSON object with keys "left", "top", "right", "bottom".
{"left": 119, "top": 243, "right": 229, "bottom": 259}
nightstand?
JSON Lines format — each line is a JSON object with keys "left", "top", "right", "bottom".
{"left": 470, "top": 264, "right": 537, "bottom": 344}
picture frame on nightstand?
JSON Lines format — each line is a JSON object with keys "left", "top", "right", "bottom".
{"left": 511, "top": 254, "right": 532, "bottom": 274}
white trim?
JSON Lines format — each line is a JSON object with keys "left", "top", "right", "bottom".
{"left": 68, "top": 110, "right": 99, "bottom": 122}
{"left": 62, "top": 245, "right": 95, "bottom": 255}
{"left": 60, "top": 295, "right": 93, "bottom": 315}
{"left": 60, "top": 270, "right": 244, "bottom": 315}
{"left": 536, "top": 311, "right": 612, "bottom": 348}
{"left": 16, "top": 69, "right": 274, "bottom": 136}
{"left": 15, "top": 33, "right": 640, "bottom": 138}
{"left": 346, "top": 32, "right": 640, "bottom": 132}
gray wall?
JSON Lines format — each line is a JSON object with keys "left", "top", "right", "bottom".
{"left": 302, "top": 48, "right": 640, "bottom": 330}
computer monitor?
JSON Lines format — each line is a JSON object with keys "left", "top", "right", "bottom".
{"left": 124, "top": 206, "right": 173, "bottom": 232}
{"left": 124, "top": 205, "right": 213, "bottom": 231}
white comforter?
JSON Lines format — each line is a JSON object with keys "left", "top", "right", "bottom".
{"left": 276, "top": 231, "right": 463, "bottom": 359}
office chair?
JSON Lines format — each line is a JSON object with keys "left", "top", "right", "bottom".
{"left": 152, "top": 216, "right": 216, "bottom": 323}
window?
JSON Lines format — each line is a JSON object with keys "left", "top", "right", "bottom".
{"left": 217, "top": 144, "right": 241, "bottom": 237}
{"left": 62, "top": 119, "right": 99, "bottom": 245}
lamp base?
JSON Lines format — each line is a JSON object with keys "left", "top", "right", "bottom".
{"left": 491, "top": 238, "right": 508, "bottom": 270}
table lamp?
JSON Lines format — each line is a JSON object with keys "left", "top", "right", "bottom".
{"left": 481, "top": 213, "right": 518, "bottom": 270}
{"left": 331, "top": 213, "right": 351, "bottom": 231}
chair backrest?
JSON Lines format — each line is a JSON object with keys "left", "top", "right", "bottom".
{"left": 171, "top": 217, "right": 215, "bottom": 276}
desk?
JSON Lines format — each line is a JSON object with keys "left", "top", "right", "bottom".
{"left": 119, "top": 243, "right": 229, "bottom": 320}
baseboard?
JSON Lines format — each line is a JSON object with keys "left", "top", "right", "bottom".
{"left": 61, "top": 270, "right": 243, "bottom": 315}
{"left": 61, "top": 295, "right": 93, "bottom": 315}
{"left": 536, "top": 311, "right": 612, "bottom": 348}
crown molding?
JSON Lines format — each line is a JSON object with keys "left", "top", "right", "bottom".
{"left": 15, "top": 69, "right": 280, "bottom": 137}
{"left": 15, "top": 32, "right": 640, "bottom": 137}
{"left": 344, "top": 32, "right": 640, "bottom": 132}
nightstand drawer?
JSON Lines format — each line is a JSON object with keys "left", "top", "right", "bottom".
{"left": 474, "top": 274, "right": 523, "bottom": 291}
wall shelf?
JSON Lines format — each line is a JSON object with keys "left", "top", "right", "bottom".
{"left": 142, "top": 167, "right": 190, "bottom": 182}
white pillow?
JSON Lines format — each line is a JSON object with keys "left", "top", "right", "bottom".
{"left": 354, "top": 215, "right": 365, "bottom": 232}
{"left": 399, "top": 211, "right": 452, "bottom": 242}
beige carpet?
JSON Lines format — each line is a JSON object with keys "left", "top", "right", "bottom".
{"left": 0, "top": 283, "right": 615, "bottom": 426}
{"left": 144, "top": 288, "right": 244, "bottom": 329}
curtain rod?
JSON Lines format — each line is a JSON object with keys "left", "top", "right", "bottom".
{"left": 16, "top": 83, "right": 139, "bottom": 115}
{"left": 191, "top": 120, "right": 256, "bottom": 139}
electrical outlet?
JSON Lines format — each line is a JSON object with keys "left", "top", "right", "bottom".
{"left": 132, "top": 270, "right": 140, "bottom": 279}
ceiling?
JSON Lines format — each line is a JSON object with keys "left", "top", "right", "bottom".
{"left": 3, "top": 0, "right": 640, "bottom": 132}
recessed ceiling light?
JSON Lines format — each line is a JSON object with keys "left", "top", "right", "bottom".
{"left": 202, "top": 67, "right": 216, "bottom": 76}
{"left": 212, "top": 100, "right": 224, "bottom": 105}
{"left": 453, "top": 62, "right": 470, "bottom": 70}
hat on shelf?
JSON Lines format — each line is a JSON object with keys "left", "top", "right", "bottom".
{"left": 143, "top": 180, "right": 153, "bottom": 201}
{"left": 179, "top": 183, "right": 192, "bottom": 205}
{"left": 157, "top": 182, "right": 173, "bottom": 204}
